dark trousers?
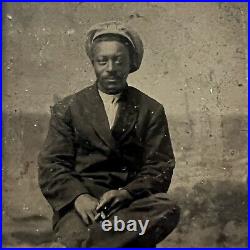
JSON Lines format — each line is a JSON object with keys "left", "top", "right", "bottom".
{"left": 54, "top": 193, "right": 180, "bottom": 248}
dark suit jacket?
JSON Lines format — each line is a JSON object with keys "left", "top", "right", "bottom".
{"left": 38, "top": 83, "right": 175, "bottom": 222}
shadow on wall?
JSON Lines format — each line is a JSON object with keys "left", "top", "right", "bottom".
{"left": 164, "top": 179, "right": 247, "bottom": 248}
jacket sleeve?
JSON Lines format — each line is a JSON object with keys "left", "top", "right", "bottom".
{"left": 124, "top": 105, "right": 175, "bottom": 199}
{"left": 38, "top": 103, "right": 88, "bottom": 212}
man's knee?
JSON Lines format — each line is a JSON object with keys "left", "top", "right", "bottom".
{"left": 133, "top": 193, "right": 180, "bottom": 237}
{"left": 152, "top": 193, "right": 180, "bottom": 225}
{"left": 143, "top": 193, "right": 180, "bottom": 244}
{"left": 164, "top": 202, "right": 180, "bottom": 231}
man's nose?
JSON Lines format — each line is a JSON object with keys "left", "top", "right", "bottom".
{"left": 106, "top": 60, "right": 115, "bottom": 72}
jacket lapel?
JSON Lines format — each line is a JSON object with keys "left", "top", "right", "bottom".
{"left": 111, "top": 88, "right": 139, "bottom": 142}
{"left": 81, "top": 84, "right": 116, "bottom": 149}
{"left": 78, "top": 84, "right": 138, "bottom": 149}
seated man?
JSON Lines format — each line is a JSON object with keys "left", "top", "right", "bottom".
{"left": 38, "top": 21, "right": 180, "bottom": 248}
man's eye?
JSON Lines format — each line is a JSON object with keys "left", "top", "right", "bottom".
{"left": 96, "top": 59, "right": 107, "bottom": 65}
{"left": 114, "top": 57, "right": 125, "bottom": 65}
{"left": 115, "top": 60, "right": 123, "bottom": 65}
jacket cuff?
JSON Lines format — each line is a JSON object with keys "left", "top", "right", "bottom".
{"left": 122, "top": 180, "right": 152, "bottom": 199}
{"left": 47, "top": 182, "right": 89, "bottom": 212}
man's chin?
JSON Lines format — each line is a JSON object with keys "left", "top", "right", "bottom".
{"left": 104, "top": 88, "right": 123, "bottom": 95}
{"left": 98, "top": 81, "right": 127, "bottom": 95}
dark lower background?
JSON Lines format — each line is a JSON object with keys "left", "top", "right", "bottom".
{"left": 3, "top": 2, "right": 247, "bottom": 248}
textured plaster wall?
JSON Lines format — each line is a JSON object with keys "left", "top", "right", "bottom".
{"left": 3, "top": 2, "right": 248, "bottom": 247}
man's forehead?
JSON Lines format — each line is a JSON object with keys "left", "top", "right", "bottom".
{"left": 92, "top": 41, "right": 130, "bottom": 57}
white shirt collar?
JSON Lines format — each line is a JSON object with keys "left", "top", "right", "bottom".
{"left": 98, "top": 89, "right": 121, "bottom": 104}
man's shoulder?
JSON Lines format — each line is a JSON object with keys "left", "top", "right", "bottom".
{"left": 51, "top": 84, "right": 94, "bottom": 115}
{"left": 127, "top": 86, "right": 163, "bottom": 110}
{"left": 53, "top": 85, "right": 94, "bottom": 106}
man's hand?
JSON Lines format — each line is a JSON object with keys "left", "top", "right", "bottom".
{"left": 95, "top": 189, "right": 133, "bottom": 220}
{"left": 74, "top": 194, "right": 99, "bottom": 225}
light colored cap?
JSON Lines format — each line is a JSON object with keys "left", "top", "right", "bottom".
{"left": 85, "top": 21, "right": 144, "bottom": 73}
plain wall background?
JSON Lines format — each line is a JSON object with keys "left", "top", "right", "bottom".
{"left": 3, "top": 2, "right": 247, "bottom": 247}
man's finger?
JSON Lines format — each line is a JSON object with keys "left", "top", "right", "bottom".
{"left": 106, "top": 203, "right": 123, "bottom": 218}
{"left": 94, "top": 213, "right": 101, "bottom": 221}
{"left": 105, "top": 198, "right": 120, "bottom": 214}
{"left": 96, "top": 194, "right": 109, "bottom": 210}
{"left": 96, "top": 191, "right": 115, "bottom": 209}
{"left": 80, "top": 211, "right": 90, "bottom": 225}
{"left": 87, "top": 210, "right": 95, "bottom": 222}
{"left": 96, "top": 196, "right": 114, "bottom": 212}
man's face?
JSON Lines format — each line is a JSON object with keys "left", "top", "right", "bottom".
{"left": 92, "top": 40, "right": 130, "bottom": 95}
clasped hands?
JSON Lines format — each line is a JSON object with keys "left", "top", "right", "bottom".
{"left": 74, "top": 189, "right": 133, "bottom": 225}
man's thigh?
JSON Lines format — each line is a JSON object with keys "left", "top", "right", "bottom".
{"left": 54, "top": 209, "right": 89, "bottom": 248}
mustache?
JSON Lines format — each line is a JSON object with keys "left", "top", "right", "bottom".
{"left": 102, "top": 73, "right": 124, "bottom": 80}
{"left": 102, "top": 77, "right": 123, "bottom": 81}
